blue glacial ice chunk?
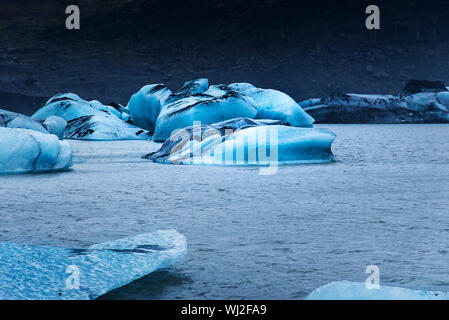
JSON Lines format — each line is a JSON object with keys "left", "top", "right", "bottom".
{"left": 0, "top": 230, "right": 187, "bottom": 300}
{"left": 1, "top": 109, "right": 48, "bottom": 133}
{"left": 152, "top": 85, "right": 258, "bottom": 141}
{"left": 146, "top": 117, "right": 335, "bottom": 165}
{"left": 32, "top": 93, "right": 151, "bottom": 140}
{"left": 164, "top": 78, "right": 209, "bottom": 104}
{"left": 229, "top": 82, "right": 315, "bottom": 127}
{"left": 0, "top": 127, "right": 73, "bottom": 174}
{"left": 304, "top": 90, "right": 449, "bottom": 123}
{"left": 127, "top": 84, "right": 172, "bottom": 132}
{"left": 42, "top": 116, "right": 67, "bottom": 140}
{"left": 306, "top": 281, "right": 449, "bottom": 300}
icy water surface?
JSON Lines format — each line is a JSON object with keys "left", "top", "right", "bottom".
{"left": 1, "top": 125, "right": 449, "bottom": 299}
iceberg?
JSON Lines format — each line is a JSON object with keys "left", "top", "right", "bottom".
{"left": 1, "top": 109, "right": 48, "bottom": 133}
{"left": 32, "top": 93, "right": 151, "bottom": 140}
{"left": 164, "top": 78, "right": 209, "bottom": 104}
{"left": 303, "top": 80, "right": 449, "bottom": 124}
{"left": 42, "top": 116, "right": 67, "bottom": 140}
{"left": 0, "top": 230, "right": 187, "bottom": 300}
{"left": 152, "top": 86, "right": 258, "bottom": 141}
{"left": 0, "top": 127, "right": 73, "bottom": 174}
{"left": 306, "top": 281, "right": 449, "bottom": 300}
{"left": 127, "top": 84, "right": 172, "bottom": 132}
{"left": 146, "top": 118, "right": 335, "bottom": 165}
{"left": 229, "top": 82, "right": 315, "bottom": 127}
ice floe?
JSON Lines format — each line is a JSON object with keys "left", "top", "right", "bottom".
{"left": 1, "top": 109, "right": 48, "bottom": 133}
{"left": 0, "top": 127, "right": 73, "bottom": 174}
{"left": 229, "top": 82, "right": 315, "bottom": 127}
{"left": 32, "top": 93, "right": 151, "bottom": 140}
{"left": 146, "top": 118, "right": 335, "bottom": 165}
{"left": 0, "top": 230, "right": 187, "bottom": 300}
{"left": 306, "top": 281, "right": 449, "bottom": 300}
{"left": 152, "top": 86, "right": 258, "bottom": 141}
{"left": 302, "top": 80, "right": 449, "bottom": 123}
{"left": 127, "top": 84, "right": 172, "bottom": 132}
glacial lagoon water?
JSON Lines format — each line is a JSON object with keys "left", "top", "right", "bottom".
{"left": 1, "top": 124, "right": 449, "bottom": 299}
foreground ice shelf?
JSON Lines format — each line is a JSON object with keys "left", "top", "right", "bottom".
{"left": 306, "top": 281, "right": 449, "bottom": 300}
{"left": 0, "top": 127, "right": 73, "bottom": 174}
{"left": 0, "top": 230, "right": 187, "bottom": 300}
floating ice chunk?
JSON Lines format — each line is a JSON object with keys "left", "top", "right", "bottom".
{"left": 165, "top": 78, "right": 209, "bottom": 104}
{"left": 152, "top": 86, "right": 257, "bottom": 141}
{"left": 0, "top": 127, "right": 73, "bottom": 174}
{"left": 1, "top": 109, "right": 48, "bottom": 133}
{"left": 146, "top": 118, "right": 335, "bottom": 165}
{"left": 0, "top": 230, "right": 187, "bottom": 300}
{"left": 127, "top": 84, "right": 172, "bottom": 132}
{"left": 306, "top": 281, "right": 449, "bottom": 300}
{"left": 32, "top": 93, "right": 150, "bottom": 140}
{"left": 43, "top": 116, "right": 67, "bottom": 140}
{"left": 229, "top": 82, "right": 315, "bottom": 127}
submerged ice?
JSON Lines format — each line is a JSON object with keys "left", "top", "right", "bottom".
{"left": 0, "top": 127, "right": 73, "bottom": 174}
{"left": 32, "top": 93, "right": 150, "bottom": 140}
{"left": 306, "top": 281, "right": 449, "bottom": 300}
{"left": 0, "top": 230, "right": 187, "bottom": 300}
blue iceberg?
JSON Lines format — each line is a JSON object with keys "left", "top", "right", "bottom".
{"left": 1, "top": 109, "right": 48, "bottom": 133}
{"left": 306, "top": 281, "right": 449, "bottom": 300}
{"left": 0, "top": 230, "right": 187, "bottom": 300}
{"left": 164, "top": 78, "right": 209, "bottom": 104}
{"left": 0, "top": 127, "right": 73, "bottom": 174}
{"left": 42, "top": 116, "right": 67, "bottom": 140}
{"left": 229, "top": 82, "right": 315, "bottom": 127}
{"left": 152, "top": 85, "right": 258, "bottom": 141}
{"left": 146, "top": 118, "right": 335, "bottom": 165}
{"left": 303, "top": 89, "right": 449, "bottom": 124}
{"left": 127, "top": 84, "right": 172, "bottom": 132}
{"left": 32, "top": 93, "right": 151, "bottom": 140}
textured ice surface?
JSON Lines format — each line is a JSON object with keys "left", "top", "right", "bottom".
{"left": 147, "top": 118, "right": 335, "bottom": 165}
{"left": 32, "top": 93, "right": 150, "bottom": 140}
{"left": 304, "top": 91, "right": 449, "bottom": 123}
{"left": 127, "top": 84, "right": 172, "bottom": 132}
{"left": 165, "top": 78, "right": 209, "bottom": 104}
{"left": 1, "top": 109, "right": 48, "bottom": 133}
{"left": 42, "top": 116, "right": 67, "bottom": 140}
{"left": 0, "top": 230, "right": 186, "bottom": 300}
{"left": 153, "top": 86, "right": 257, "bottom": 141}
{"left": 229, "top": 83, "right": 315, "bottom": 127}
{"left": 306, "top": 281, "right": 449, "bottom": 300}
{"left": 0, "top": 127, "right": 73, "bottom": 174}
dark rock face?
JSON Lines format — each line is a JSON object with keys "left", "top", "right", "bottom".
{"left": 145, "top": 117, "right": 286, "bottom": 162}
{"left": 400, "top": 80, "right": 448, "bottom": 96}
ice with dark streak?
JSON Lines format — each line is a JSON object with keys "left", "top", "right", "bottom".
{"left": 127, "top": 84, "right": 172, "bottom": 133}
{"left": 152, "top": 85, "right": 258, "bottom": 141}
{"left": 31, "top": 93, "right": 151, "bottom": 140}
{"left": 0, "top": 230, "right": 186, "bottom": 300}
{"left": 146, "top": 117, "right": 335, "bottom": 165}
{"left": 302, "top": 80, "right": 449, "bottom": 124}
